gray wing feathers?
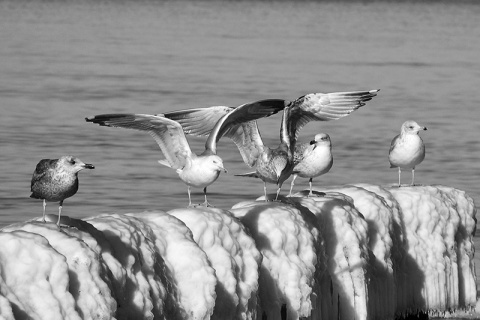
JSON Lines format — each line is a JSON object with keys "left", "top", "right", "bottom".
{"left": 389, "top": 134, "right": 400, "bottom": 154}
{"left": 223, "top": 121, "right": 264, "bottom": 167}
{"left": 164, "top": 107, "right": 233, "bottom": 137}
{"left": 86, "top": 114, "right": 192, "bottom": 170}
{"left": 146, "top": 123, "right": 193, "bottom": 170}
{"left": 31, "top": 159, "right": 56, "bottom": 189}
{"left": 205, "top": 99, "right": 285, "bottom": 152}
{"left": 234, "top": 171, "right": 261, "bottom": 179}
{"left": 206, "top": 99, "right": 286, "bottom": 158}
{"left": 293, "top": 143, "right": 309, "bottom": 165}
{"left": 388, "top": 134, "right": 401, "bottom": 168}
{"left": 164, "top": 99, "right": 286, "bottom": 158}
{"left": 288, "top": 90, "right": 379, "bottom": 140}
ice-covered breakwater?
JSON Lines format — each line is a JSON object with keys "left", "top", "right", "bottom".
{"left": 0, "top": 185, "right": 477, "bottom": 320}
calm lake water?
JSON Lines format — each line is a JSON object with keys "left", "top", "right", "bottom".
{"left": 1, "top": 0, "right": 479, "bottom": 229}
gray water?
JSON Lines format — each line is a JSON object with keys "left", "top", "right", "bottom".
{"left": 1, "top": 0, "right": 480, "bottom": 230}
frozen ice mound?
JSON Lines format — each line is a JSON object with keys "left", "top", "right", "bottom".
{"left": 0, "top": 184, "right": 476, "bottom": 320}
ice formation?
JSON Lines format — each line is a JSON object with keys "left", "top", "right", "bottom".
{"left": 0, "top": 184, "right": 477, "bottom": 320}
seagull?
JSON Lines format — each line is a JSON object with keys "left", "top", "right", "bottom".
{"left": 233, "top": 106, "right": 294, "bottom": 200}
{"left": 388, "top": 120, "right": 427, "bottom": 187}
{"left": 164, "top": 89, "right": 379, "bottom": 200}
{"left": 30, "top": 155, "right": 95, "bottom": 226}
{"left": 85, "top": 100, "right": 285, "bottom": 207}
{"left": 288, "top": 133, "right": 333, "bottom": 197}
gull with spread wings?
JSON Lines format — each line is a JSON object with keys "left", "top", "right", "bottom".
{"left": 164, "top": 89, "right": 379, "bottom": 200}
{"left": 85, "top": 100, "right": 285, "bottom": 207}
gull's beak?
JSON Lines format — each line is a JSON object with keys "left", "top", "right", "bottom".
{"left": 84, "top": 163, "right": 95, "bottom": 169}
{"left": 310, "top": 140, "right": 316, "bottom": 145}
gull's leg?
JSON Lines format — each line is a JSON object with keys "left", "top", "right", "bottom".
{"left": 202, "top": 187, "right": 212, "bottom": 207}
{"left": 263, "top": 181, "right": 268, "bottom": 202}
{"left": 187, "top": 186, "right": 193, "bottom": 207}
{"left": 275, "top": 182, "right": 283, "bottom": 201}
{"left": 275, "top": 187, "right": 281, "bottom": 200}
{"left": 288, "top": 174, "right": 297, "bottom": 197}
{"left": 42, "top": 199, "right": 47, "bottom": 223}
{"left": 398, "top": 167, "right": 401, "bottom": 187}
{"left": 57, "top": 200, "right": 63, "bottom": 227}
{"left": 308, "top": 178, "right": 313, "bottom": 197}
{"left": 411, "top": 167, "right": 415, "bottom": 186}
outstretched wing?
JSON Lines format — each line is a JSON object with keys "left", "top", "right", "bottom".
{"left": 222, "top": 120, "right": 266, "bottom": 167}
{"left": 164, "top": 99, "right": 287, "bottom": 166}
{"left": 287, "top": 89, "right": 379, "bottom": 142}
{"left": 168, "top": 111, "right": 268, "bottom": 167}
{"left": 163, "top": 106, "right": 234, "bottom": 137}
{"left": 86, "top": 114, "right": 193, "bottom": 170}
{"left": 206, "top": 99, "right": 287, "bottom": 154}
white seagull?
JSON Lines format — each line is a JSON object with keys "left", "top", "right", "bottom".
{"left": 86, "top": 101, "right": 285, "bottom": 207}
{"left": 388, "top": 120, "right": 427, "bottom": 187}
{"left": 30, "top": 155, "right": 95, "bottom": 226}
{"left": 164, "top": 89, "right": 379, "bottom": 200}
{"left": 288, "top": 133, "right": 333, "bottom": 197}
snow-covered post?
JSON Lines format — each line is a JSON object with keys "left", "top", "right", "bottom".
{"left": 231, "top": 201, "right": 326, "bottom": 320}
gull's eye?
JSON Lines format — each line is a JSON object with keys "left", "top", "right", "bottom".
{"left": 70, "top": 159, "right": 76, "bottom": 165}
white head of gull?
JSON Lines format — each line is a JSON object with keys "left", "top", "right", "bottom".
{"left": 164, "top": 89, "right": 379, "bottom": 201}
{"left": 30, "top": 155, "right": 95, "bottom": 226}
{"left": 388, "top": 120, "right": 427, "bottom": 187}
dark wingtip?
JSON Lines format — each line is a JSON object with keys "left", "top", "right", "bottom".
{"left": 85, "top": 114, "right": 125, "bottom": 126}
{"left": 85, "top": 115, "right": 106, "bottom": 126}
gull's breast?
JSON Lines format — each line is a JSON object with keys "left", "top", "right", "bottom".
{"left": 32, "top": 171, "right": 79, "bottom": 202}
{"left": 294, "top": 146, "right": 332, "bottom": 178}
{"left": 389, "top": 135, "right": 425, "bottom": 168}
{"left": 178, "top": 158, "right": 222, "bottom": 188}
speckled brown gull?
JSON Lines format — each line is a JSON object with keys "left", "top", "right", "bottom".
{"left": 388, "top": 120, "right": 427, "bottom": 187}
{"left": 30, "top": 155, "right": 94, "bottom": 226}
{"left": 86, "top": 100, "right": 285, "bottom": 207}
{"left": 165, "top": 89, "right": 379, "bottom": 200}
{"left": 288, "top": 133, "right": 333, "bottom": 197}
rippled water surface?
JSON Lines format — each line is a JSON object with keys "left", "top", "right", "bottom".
{"left": 1, "top": 0, "right": 479, "bottom": 231}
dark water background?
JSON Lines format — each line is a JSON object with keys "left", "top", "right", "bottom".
{"left": 1, "top": 0, "right": 479, "bottom": 230}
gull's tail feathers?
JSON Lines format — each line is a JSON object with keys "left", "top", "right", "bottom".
{"left": 158, "top": 159, "right": 172, "bottom": 168}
